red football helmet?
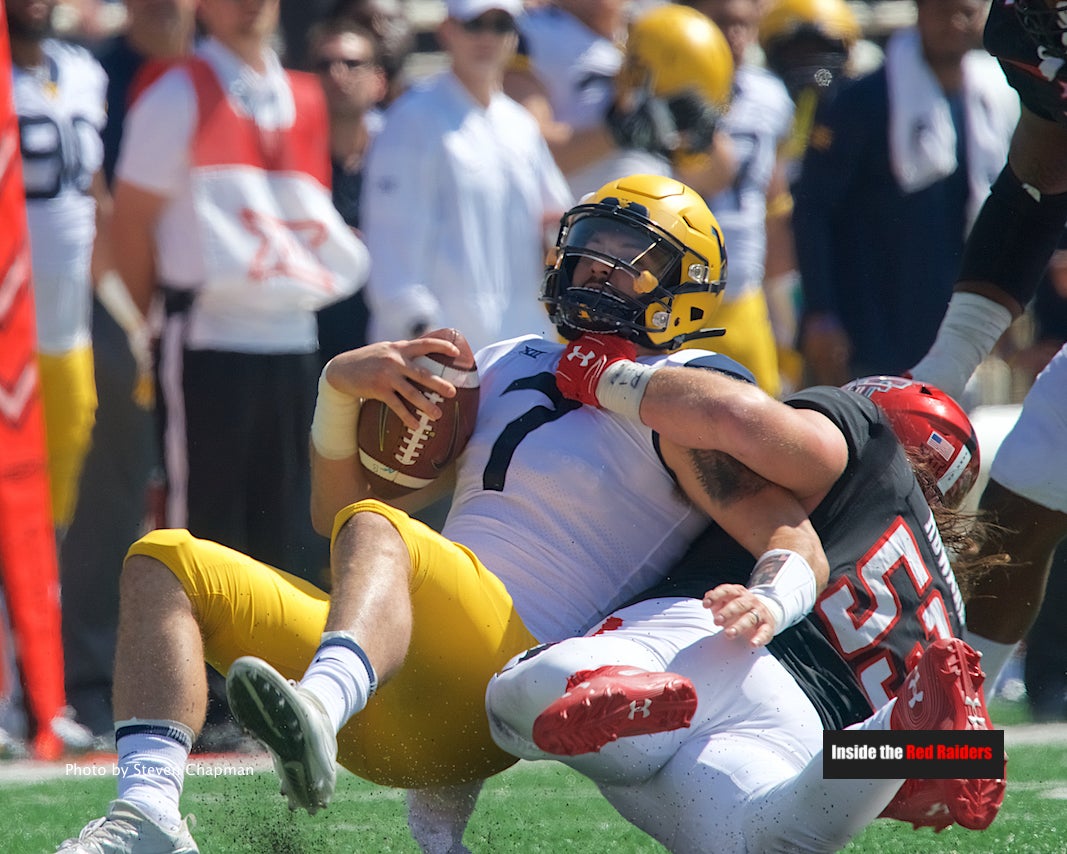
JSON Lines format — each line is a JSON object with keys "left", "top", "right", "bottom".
{"left": 843, "top": 376, "right": 980, "bottom": 509}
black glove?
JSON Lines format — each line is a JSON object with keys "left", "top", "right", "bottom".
{"left": 667, "top": 92, "right": 720, "bottom": 156}
{"left": 605, "top": 92, "right": 679, "bottom": 157}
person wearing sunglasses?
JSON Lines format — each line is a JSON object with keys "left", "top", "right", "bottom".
{"left": 360, "top": 0, "right": 573, "bottom": 355}
{"left": 307, "top": 18, "right": 388, "bottom": 364}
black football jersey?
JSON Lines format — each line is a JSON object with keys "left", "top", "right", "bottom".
{"left": 985, "top": 0, "right": 1067, "bottom": 126}
{"left": 638, "top": 387, "right": 967, "bottom": 728}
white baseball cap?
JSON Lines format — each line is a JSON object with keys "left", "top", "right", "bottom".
{"left": 445, "top": 0, "right": 522, "bottom": 22}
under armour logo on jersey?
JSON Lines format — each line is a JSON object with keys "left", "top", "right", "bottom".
{"left": 567, "top": 347, "right": 597, "bottom": 367}
{"left": 628, "top": 699, "right": 652, "bottom": 720}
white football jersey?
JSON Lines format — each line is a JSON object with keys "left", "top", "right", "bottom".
{"left": 14, "top": 39, "right": 106, "bottom": 352}
{"left": 708, "top": 65, "right": 794, "bottom": 302}
{"left": 517, "top": 6, "right": 621, "bottom": 132}
{"left": 516, "top": 7, "right": 640, "bottom": 199}
{"left": 443, "top": 335, "right": 728, "bottom": 642}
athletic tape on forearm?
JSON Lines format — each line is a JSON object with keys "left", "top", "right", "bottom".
{"left": 595, "top": 360, "right": 661, "bottom": 421}
{"left": 310, "top": 366, "right": 360, "bottom": 459}
{"left": 909, "top": 292, "right": 1014, "bottom": 401}
{"left": 748, "top": 549, "right": 817, "bottom": 634}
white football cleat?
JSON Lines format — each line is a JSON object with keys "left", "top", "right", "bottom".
{"left": 55, "top": 800, "right": 198, "bottom": 853}
{"left": 226, "top": 656, "right": 338, "bottom": 814}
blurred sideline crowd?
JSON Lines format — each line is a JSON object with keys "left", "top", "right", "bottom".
{"left": 3, "top": 0, "right": 1067, "bottom": 763}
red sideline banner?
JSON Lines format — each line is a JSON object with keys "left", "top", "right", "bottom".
{"left": 0, "top": 3, "right": 66, "bottom": 760}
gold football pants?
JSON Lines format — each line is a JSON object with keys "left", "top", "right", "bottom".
{"left": 38, "top": 346, "right": 97, "bottom": 528}
{"left": 128, "top": 500, "right": 537, "bottom": 787}
{"left": 704, "top": 289, "right": 782, "bottom": 399}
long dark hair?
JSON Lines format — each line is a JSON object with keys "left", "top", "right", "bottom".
{"left": 908, "top": 450, "right": 1010, "bottom": 601}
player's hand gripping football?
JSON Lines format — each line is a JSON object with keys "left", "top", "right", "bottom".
{"left": 324, "top": 335, "right": 461, "bottom": 432}
{"left": 703, "top": 584, "right": 777, "bottom": 648}
{"left": 556, "top": 334, "right": 638, "bottom": 407}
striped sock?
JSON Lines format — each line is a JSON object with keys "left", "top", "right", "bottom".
{"left": 299, "top": 632, "right": 378, "bottom": 732}
{"left": 114, "top": 719, "right": 193, "bottom": 833}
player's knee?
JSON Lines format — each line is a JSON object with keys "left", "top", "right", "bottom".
{"left": 119, "top": 552, "right": 189, "bottom": 615}
{"left": 332, "top": 499, "right": 408, "bottom": 549}
{"left": 486, "top": 646, "right": 570, "bottom": 759}
{"left": 122, "top": 529, "right": 205, "bottom": 598}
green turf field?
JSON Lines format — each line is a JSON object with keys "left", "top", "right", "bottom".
{"left": 5, "top": 736, "right": 1065, "bottom": 854}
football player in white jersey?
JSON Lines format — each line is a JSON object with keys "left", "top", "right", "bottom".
{"left": 507, "top": 0, "right": 627, "bottom": 192}
{"left": 59, "top": 175, "right": 850, "bottom": 853}
{"left": 9, "top": 0, "right": 108, "bottom": 534}
{"left": 510, "top": 3, "right": 738, "bottom": 200}
{"left": 684, "top": 0, "right": 796, "bottom": 398}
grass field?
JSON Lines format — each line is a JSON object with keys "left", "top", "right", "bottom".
{"left": 5, "top": 717, "right": 1066, "bottom": 854}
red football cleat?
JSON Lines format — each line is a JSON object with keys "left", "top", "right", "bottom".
{"left": 532, "top": 665, "right": 698, "bottom": 757}
{"left": 880, "top": 638, "right": 1006, "bottom": 831}
{"left": 890, "top": 637, "right": 993, "bottom": 732}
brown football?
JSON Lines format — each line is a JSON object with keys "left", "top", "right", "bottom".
{"left": 356, "top": 328, "right": 480, "bottom": 499}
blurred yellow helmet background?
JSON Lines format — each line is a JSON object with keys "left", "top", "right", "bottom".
{"left": 619, "top": 4, "right": 735, "bottom": 114}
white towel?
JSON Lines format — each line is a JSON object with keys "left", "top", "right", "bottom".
{"left": 886, "top": 27, "right": 1019, "bottom": 227}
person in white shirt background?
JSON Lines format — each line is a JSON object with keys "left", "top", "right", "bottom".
{"left": 360, "top": 0, "right": 572, "bottom": 353}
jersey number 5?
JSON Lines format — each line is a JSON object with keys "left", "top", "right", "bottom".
{"left": 815, "top": 516, "right": 955, "bottom": 708}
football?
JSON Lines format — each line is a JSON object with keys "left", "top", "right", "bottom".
{"left": 357, "top": 328, "right": 480, "bottom": 499}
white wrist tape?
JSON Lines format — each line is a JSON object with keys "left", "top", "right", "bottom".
{"left": 748, "top": 549, "right": 817, "bottom": 635}
{"left": 310, "top": 366, "right": 360, "bottom": 460}
{"left": 595, "top": 360, "right": 661, "bottom": 421}
{"left": 909, "top": 292, "right": 1013, "bottom": 401}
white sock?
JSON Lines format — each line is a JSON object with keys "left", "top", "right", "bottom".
{"left": 407, "top": 781, "right": 483, "bottom": 854}
{"left": 114, "top": 720, "right": 193, "bottom": 833}
{"left": 961, "top": 629, "right": 1017, "bottom": 687}
{"left": 299, "top": 632, "right": 378, "bottom": 732}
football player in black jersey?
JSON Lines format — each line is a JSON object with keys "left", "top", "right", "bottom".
{"left": 910, "top": 0, "right": 1067, "bottom": 686}
{"left": 488, "top": 361, "right": 1005, "bottom": 850}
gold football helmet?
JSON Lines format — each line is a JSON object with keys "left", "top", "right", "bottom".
{"left": 619, "top": 4, "right": 734, "bottom": 114}
{"left": 759, "top": 0, "right": 859, "bottom": 99}
{"left": 542, "top": 174, "right": 728, "bottom": 351}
